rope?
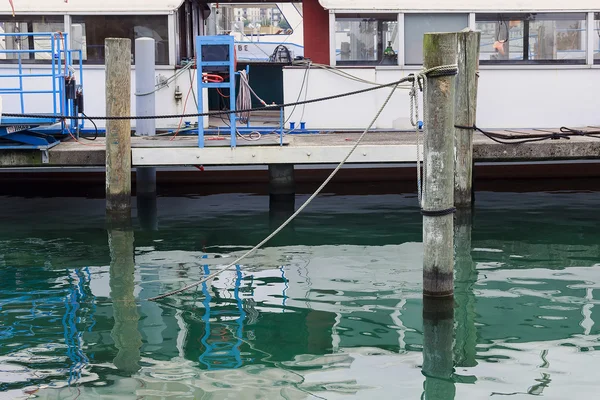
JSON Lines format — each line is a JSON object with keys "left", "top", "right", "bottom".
{"left": 409, "top": 64, "right": 459, "bottom": 208}
{"left": 2, "top": 76, "right": 416, "bottom": 121}
{"left": 148, "top": 63, "right": 458, "bottom": 302}
{"left": 456, "top": 125, "right": 600, "bottom": 144}
{"left": 148, "top": 81, "right": 403, "bottom": 301}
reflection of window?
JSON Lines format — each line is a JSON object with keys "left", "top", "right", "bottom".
{"left": 218, "top": 5, "right": 293, "bottom": 36}
{"left": 71, "top": 15, "right": 169, "bottom": 65}
{"left": 335, "top": 14, "right": 398, "bottom": 65}
{"left": 476, "top": 13, "right": 587, "bottom": 63}
{"left": 595, "top": 13, "right": 600, "bottom": 64}
{"left": 0, "top": 16, "right": 64, "bottom": 62}
{"left": 404, "top": 14, "right": 468, "bottom": 65}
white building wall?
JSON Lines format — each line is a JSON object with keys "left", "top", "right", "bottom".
{"left": 284, "top": 66, "right": 600, "bottom": 130}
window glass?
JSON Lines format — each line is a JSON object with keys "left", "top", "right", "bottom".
{"left": 595, "top": 13, "right": 600, "bottom": 63}
{"left": 404, "top": 13, "right": 468, "bottom": 65}
{"left": 0, "top": 16, "right": 64, "bottom": 62}
{"left": 476, "top": 13, "right": 587, "bottom": 63}
{"left": 215, "top": 5, "right": 294, "bottom": 36}
{"left": 71, "top": 15, "right": 169, "bottom": 65}
{"left": 335, "top": 14, "right": 398, "bottom": 65}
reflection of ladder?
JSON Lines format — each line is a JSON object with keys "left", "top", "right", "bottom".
{"left": 199, "top": 259, "right": 247, "bottom": 370}
{"left": 0, "top": 32, "right": 84, "bottom": 150}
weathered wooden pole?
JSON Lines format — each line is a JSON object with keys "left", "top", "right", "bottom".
{"left": 422, "top": 32, "right": 458, "bottom": 298}
{"left": 454, "top": 30, "right": 481, "bottom": 208}
{"left": 105, "top": 38, "right": 132, "bottom": 216}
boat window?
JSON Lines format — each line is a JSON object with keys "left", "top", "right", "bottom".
{"left": 595, "top": 13, "right": 600, "bottom": 64}
{"left": 213, "top": 4, "right": 295, "bottom": 36}
{"left": 476, "top": 13, "right": 587, "bottom": 64}
{"left": 404, "top": 13, "right": 469, "bottom": 65}
{"left": 0, "top": 16, "right": 65, "bottom": 63}
{"left": 70, "top": 15, "right": 169, "bottom": 65}
{"left": 335, "top": 14, "right": 399, "bottom": 66}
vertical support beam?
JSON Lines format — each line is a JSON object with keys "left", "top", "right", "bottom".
{"left": 329, "top": 11, "right": 336, "bottom": 66}
{"left": 397, "top": 13, "right": 405, "bottom": 67}
{"left": 105, "top": 38, "right": 132, "bottom": 216}
{"left": 422, "top": 298, "right": 456, "bottom": 400}
{"left": 108, "top": 222, "right": 142, "bottom": 374}
{"left": 587, "top": 12, "right": 594, "bottom": 66}
{"left": 422, "top": 32, "right": 457, "bottom": 298}
{"left": 454, "top": 30, "right": 480, "bottom": 208}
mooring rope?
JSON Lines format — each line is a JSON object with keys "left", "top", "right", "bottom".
{"left": 148, "top": 64, "right": 458, "bottom": 302}
{"left": 409, "top": 64, "right": 459, "bottom": 208}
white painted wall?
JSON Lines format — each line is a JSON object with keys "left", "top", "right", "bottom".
{"left": 319, "top": 0, "right": 600, "bottom": 12}
{"left": 0, "top": 66, "right": 207, "bottom": 129}
{"left": 284, "top": 66, "right": 600, "bottom": 130}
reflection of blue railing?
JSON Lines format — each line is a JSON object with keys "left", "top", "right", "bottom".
{"left": 0, "top": 32, "right": 84, "bottom": 131}
{"left": 62, "top": 268, "right": 94, "bottom": 386}
{"left": 199, "top": 259, "right": 247, "bottom": 370}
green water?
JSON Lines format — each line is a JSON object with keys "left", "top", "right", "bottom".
{"left": 1, "top": 190, "right": 600, "bottom": 399}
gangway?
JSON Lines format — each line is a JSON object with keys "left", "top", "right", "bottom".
{"left": 0, "top": 32, "right": 84, "bottom": 150}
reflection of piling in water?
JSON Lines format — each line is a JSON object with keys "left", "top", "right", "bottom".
{"left": 108, "top": 225, "right": 142, "bottom": 374}
{"left": 454, "top": 209, "right": 478, "bottom": 368}
{"left": 136, "top": 192, "right": 158, "bottom": 231}
{"left": 422, "top": 298, "right": 456, "bottom": 400}
{"left": 268, "top": 193, "right": 296, "bottom": 245}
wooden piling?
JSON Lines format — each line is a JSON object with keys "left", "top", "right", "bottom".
{"left": 105, "top": 38, "right": 132, "bottom": 215}
{"left": 422, "top": 32, "right": 458, "bottom": 298}
{"left": 454, "top": 30, "right": 481, "bottom": 208}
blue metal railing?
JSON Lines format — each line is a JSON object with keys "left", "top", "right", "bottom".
{"left": 0, "top": 32, "right": 83, "bottom": 131}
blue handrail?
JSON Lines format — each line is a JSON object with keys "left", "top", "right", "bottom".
{"left": 0, "top": 32, "right": 84, "bottom": 131}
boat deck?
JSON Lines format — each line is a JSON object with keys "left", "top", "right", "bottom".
{"left": 1, "top": 127, "right": 600, "bottom": 168}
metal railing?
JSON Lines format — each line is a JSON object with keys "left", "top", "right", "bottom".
{"left": 0, "top": 32, "right": 83, "bottom": 130}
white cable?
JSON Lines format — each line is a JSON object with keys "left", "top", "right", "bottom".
{"left": 148, "top": 81, "right": 402, "bottom": 301}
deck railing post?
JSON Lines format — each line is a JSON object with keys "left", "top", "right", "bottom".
{"left": 454, "top": 30, "right": 481, "bottom": 208}
{"left": 422, "top": 32, "right": 458, "bottom": 298}
{"left": 105, "top": 38, "right": 132, "bottom": 217}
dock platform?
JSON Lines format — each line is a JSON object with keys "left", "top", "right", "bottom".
{"left": 1, "top": 128, "right": 600, "bottom": 168}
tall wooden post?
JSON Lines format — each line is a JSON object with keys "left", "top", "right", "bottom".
{"left": 454, "top": 30, "right": 481, "bottom": 208}
{"left": 422, "top": 32, "right": 458, "bottom": 298}
{"left": 105, "top": 38, "right": 132, "bottom": 215}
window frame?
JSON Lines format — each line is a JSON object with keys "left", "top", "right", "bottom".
{"left": 69, "top": 13, "right": 171, "bottom": 66}
{"left": 475, "top": 12, "right": 589, "bottom": 65}
{"left": 0, "top": 14, "right": 67, "bottom": 64}
{"left": 332, "top": 11, "right": 400, "bottom": 67}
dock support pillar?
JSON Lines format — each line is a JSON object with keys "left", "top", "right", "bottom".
{"left": 422, "top": 32, "right": 458, "bottom": 298}
{"left": 105, "top": 38, "right": 132, "bottom": 217}
{"left": 269, "top": 163, "right": 295, "bottom": 200}
{"left": 454, "top": 30, "right": 481, "bottom": 208}
{"left": 422, "top": 297, "right": 456, "bottom": 400}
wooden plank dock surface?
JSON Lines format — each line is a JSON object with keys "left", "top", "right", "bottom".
{"left": 1, "top": 128, "right": 600, "bottom": 168}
